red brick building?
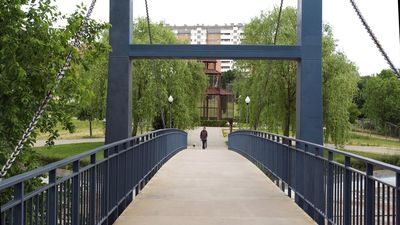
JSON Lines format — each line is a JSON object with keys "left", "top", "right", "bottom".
{"left": 200, "top": 60, "right": 234, "bottom": 120}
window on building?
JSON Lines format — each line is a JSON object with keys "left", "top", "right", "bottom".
{"left": 208, "top": 75, "right": 220, "bottom": 87}
{"left": 207, "top": 62, "right": 215, "bottom": 70}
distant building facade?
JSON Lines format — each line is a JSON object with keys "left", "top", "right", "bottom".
{"left": 167, "top": 24, "right": 242, "bottom": 120}
{"left": 200, "top": 60, "right": 235, "bottom": 120}
{"left": 167, "top": 24, "right": 244, "bottom": 72}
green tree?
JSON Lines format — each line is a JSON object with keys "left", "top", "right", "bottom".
{"left": 76, "top": 33, "right": 110, "bottom": 136}
{"left": 221, "top": 70, "right": 239, "bottom": 89}
{"left": 131, "top": 19, "right": 208, "bottom": 135}
{"left": 234, "top": 7, "right": 359, "bottom": 145}
{"left": 0, "top": 0, "right": 107, "bottom": 180}
{"left": 363, "top": 69, "right": 400, "bottom": 129}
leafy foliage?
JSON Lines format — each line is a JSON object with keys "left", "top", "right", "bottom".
{"left": 75, "top": 33, "right": 110, "bottom": 136}
{"left": 131, "top": 18, "right": 208, "bottom": 135}
{"left": 234, "top": 7, "right": 359, "bottom": 146}
{"left": 0, "top": 0, "right": 108, "bottom": 178}
{"left": 363, "top": 70, "right": 400, "bottom": 129}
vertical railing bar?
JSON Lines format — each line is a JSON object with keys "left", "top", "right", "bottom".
{"left": 343, "top": 156, "right": 351, "bottom": 225}
{"left": 392, "top": 186, "right": 395, "bottom": 225}
{"left": 387, "top": 185, "right": 391, "bottom": 224}
{"left": 365, "top": 163, "right": 375, "bottom": 225}
{"left": 63, "top": 181, "right": 66, "bottom": 224}
{"left": 40, "top": 192, "right": 44, "bottom": 225}
{"left": 287, "top": 140, "right": 292, "bottom": 198}
{"left": 29, "top": 197, "right": 33, "bottom": 225}
{"left": 13, "top": 182, "right": 24, "bottom": 225}
{"left": 47, "top": 169, "right": 57, "bottom": 225}
{"left": 327, "top": 151, "right": 334, "bottom": 225}
{"left": 352, "top": 173, "right": 355, "bottom": 225}
{"left": 58, "top": 181, "right": 62, "bottom": 224}
{"left": 396, "top": 172, "right": 400, "bottom": 225}
{"left": 72, "top": 160, "right": 80, "bottom": 225}
{"left": 383, "top": 185, "right": 386, "bottom": 224}
{"left": 35, "top": 194, "right": 39, "bottom": 225}
{"left": 356, "top": 173, "right": 359, "bottom": 225}
{"left": 90, "top": 154, "right": 96, "bottom": 225}
{"left": 377, "top": 182, "right": 380, "bottom": 225}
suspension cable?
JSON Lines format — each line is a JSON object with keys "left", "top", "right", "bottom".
{"left": 144, "top": 0, "right": 166, "bottom": 129}
{"left": 0, "top": 0, "right": 98, "bottom": 179}
{"left": 253, "top": 1, "right": 284, "bottom": 129}
{"left": 349, "top": 0, "right": 400, "bottom": 78}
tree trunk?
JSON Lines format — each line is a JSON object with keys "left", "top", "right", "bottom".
{"left": 132, "top": 119, "right": 138, "bottom": 136}
{"left": 89, "top": 120, "right": 93, "bottom": 137}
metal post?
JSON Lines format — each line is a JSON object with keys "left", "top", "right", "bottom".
{"left": 169, "top": 102, "right": 172, "bottom": 128}
{"left": 246, "top": 103, "right": 249, "bottom": 125}
{"left": 89, "top": 155, "right": 96, "bottom": 224}
{"left": 396, "top": 173, "right": 400, "bottom": 225}
{"left": 365, "top": 163, "right": 375, "bottom": 225}
{"left": 13, "top": 182, "right": 24, "bottom": 225}
{"left": 344, "top": 156, "right": 351, "bottom": 225}
{"left": 327, "top": 151, "right": 334, "bottom": 225}
{"left": 47, "top": 170, "right": 57, "bottom": 225}
{"left": 72, "top": 161, "right": 80, "bottom": 225}
{"left": 105, "top": 0, "right": 133, "bottom": 143}
{"left": 296, "top": 0, "right": 323, "bottom": 144}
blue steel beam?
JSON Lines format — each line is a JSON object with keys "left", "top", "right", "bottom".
{"left": 129, "top": 44, "right": 302, "bottom": 60}
{"left": 105, "top": 0, "right": 133, "bottom": 144}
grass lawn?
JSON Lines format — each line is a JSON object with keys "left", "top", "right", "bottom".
{"left": 345, "top": 132, "right": 400, "bottom": 148}
{"left": 334, "top": 149, "right": 400, "bottom": 170}
{"left": 35, "top": 142, "right": 104, "bottom": 165}
{"left": 38, "top": 118, "right": 105, "bottom": 140}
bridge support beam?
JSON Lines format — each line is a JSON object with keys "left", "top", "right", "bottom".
{"left": 296, "top": 0, "right": 323, "bottom": 145}
{"left": 105, "top": 0, "right": 133, "bottom": 143}
{"left": 295, "top": 0, "right": 324, "bottom": 224}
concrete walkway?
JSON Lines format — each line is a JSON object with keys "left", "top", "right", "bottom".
{"left": 33, "top": 138, "right": 104, "bottom": 147}
{"left": 114, "top": 129, "right": 315, "bottom": 225}
{"left": 187, "top": 127, "right": 227, "bottom": 149}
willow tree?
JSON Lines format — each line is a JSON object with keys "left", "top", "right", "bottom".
{"left": 131, "top": 18, "right": 208, "bottom": 135}
{"left": 234, "top": 7, "right": 359, "bottom": 146}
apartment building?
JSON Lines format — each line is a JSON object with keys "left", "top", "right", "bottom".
{"left": 168, "top": 24, "right": 244, "bottom": 72}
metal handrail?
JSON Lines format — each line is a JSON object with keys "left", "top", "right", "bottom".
{"left": 0, "top": 128, "right": 187, "bottom": 225}
{"left": 230, "top": 130, "right": 400, "bottom": 173}
{"left": 229, "top": 130, "right": 400, "bottom": 225}
{"left": 0, "top": 128, "right": 183, "bottom": 190}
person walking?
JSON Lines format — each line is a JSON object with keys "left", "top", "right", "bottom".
{"left": 200, "top": 127, "right": 208, "bottom": 150}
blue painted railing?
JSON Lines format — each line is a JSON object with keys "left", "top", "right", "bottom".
{"left": 0, "top": 129, "right": 187, "bottom": 225}
{"left": 229, "top": 130, "right": 400, "bottom": 225}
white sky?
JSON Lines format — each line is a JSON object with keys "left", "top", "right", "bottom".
{"left": 55, "top": 0, "right": 400, "bottom": 76}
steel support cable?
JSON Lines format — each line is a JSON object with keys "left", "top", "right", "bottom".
{"left": 144, "top": 0, "right": 166, "bottom": 129}
{"left": 0, "top": 0, "right": 98, "bottom": 179}
{"left": 253, "top": 0, "right": 284, "bottom": 129}
{"left": 349, "top": 0, "right": 400, "bottom": 78}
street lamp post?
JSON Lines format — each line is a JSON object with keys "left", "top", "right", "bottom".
{"left": 168, "top": 95, "right": 173, "bottom": 128}
{"left": 245, "top": 96, "right": 250, "bottom": 125}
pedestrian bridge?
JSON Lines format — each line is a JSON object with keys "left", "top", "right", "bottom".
{"left": 1, "top": 128, "right": 399, "bottom": 225}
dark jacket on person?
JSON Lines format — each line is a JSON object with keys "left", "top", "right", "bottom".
{"left": 200, "top": 130, "right": 208, "bottom": 141}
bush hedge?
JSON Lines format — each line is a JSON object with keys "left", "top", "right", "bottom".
{"left": 200, "top": 120, "right": 228, "bottom": 127}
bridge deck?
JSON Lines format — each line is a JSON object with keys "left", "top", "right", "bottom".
{"left": 114, "top": 147, "right": 315, "bottom": 225}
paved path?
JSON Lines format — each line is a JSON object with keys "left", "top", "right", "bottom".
{"left": 114, "top": 128, "right": 315, "bottom": 225}
{"left": 33, "top": 138, "right": 104, "bottom": 147}
{"left": 187, "top": 127, "right": 227, "bottom": 149}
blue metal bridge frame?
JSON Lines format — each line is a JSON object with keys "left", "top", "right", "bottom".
{"left": 105, "top": 0, "right": 324, "bottom": 146}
